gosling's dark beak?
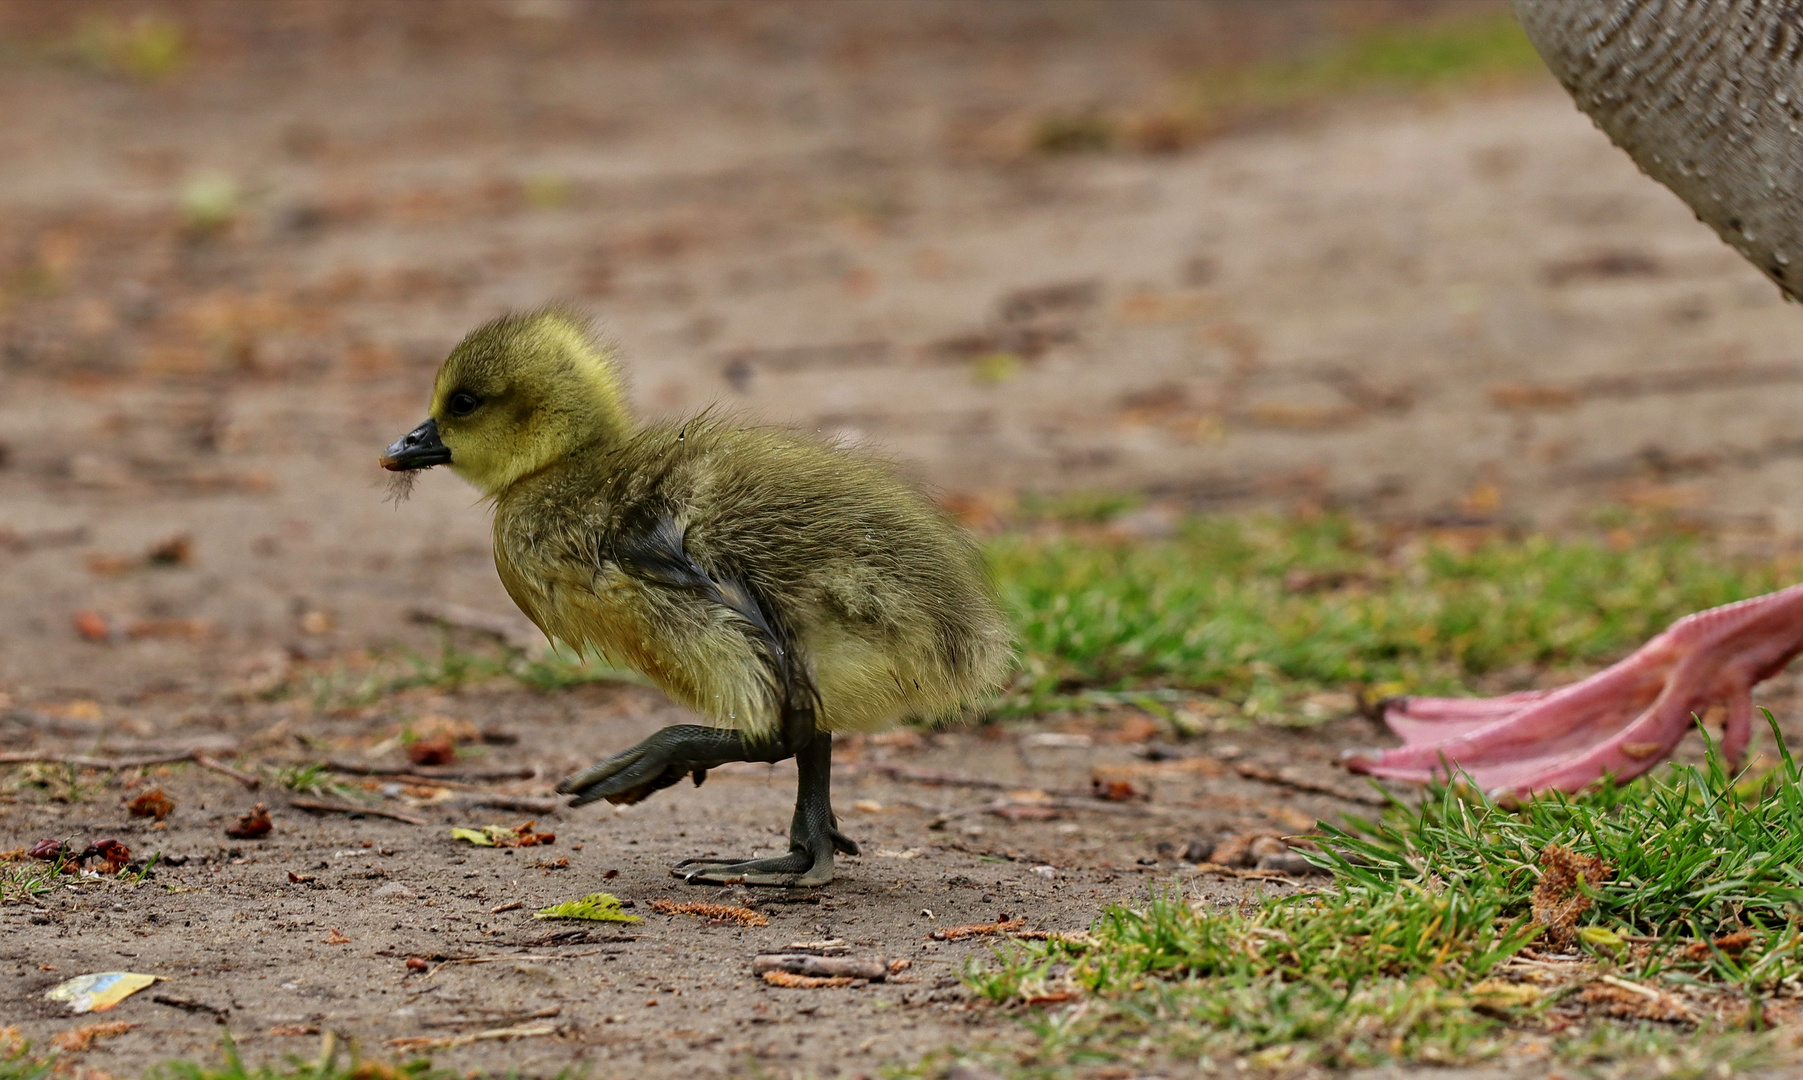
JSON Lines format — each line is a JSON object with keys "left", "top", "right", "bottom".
{"left": 381, "top": 418, "right": 452, "bottom": 471}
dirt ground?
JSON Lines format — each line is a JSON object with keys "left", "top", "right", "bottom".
{"left": 6, "top": 1, "right": 1803, "bottom": 1076}
{"left": 2, "top": 678, "right": 1389, "bottom": 1077}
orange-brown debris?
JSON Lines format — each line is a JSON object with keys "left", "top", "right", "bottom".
{"left": 1531, "top": 844, "right": 1611, "bottom": 948}
{"left": 929, "top": 917, "right": 1027, "bottom": 941}
{"left": 761, "top": 971, "right": 855, "bottom": 988}
{"left": 127, "top": 788, "right": 174, "bottom": 821}
{"left": 651, "top": 899, "right": 768, "bottom": 927}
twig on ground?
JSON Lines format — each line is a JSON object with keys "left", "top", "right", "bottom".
{"left": 753, "top": 954, "right": 889, "bottom": 981}
{"left": 928, "top": 797, "right": 1167, "bottom": 829}
{"left": 1230, "top": 761, "right": 1389, "bottom": 806}
{"left": 456, "top": 794, "right": 563, "bottom": 814}
{"left": 331, "top": 770, "right": 502, "bottom": 792}
{"left": 1188, "top": 861, "right": 1304, "bottom": 884}
{"left": 151, "top": 995, "right": 229, "bottom": 1021}
{"left": 0, "top": 748, "right": 259, "bottom": 788}
{"left": 328, "top": 761, "right": 537, "bottom": 782}
{"left": 417, "top": 1006, "right": 560, "bottom": 1030}
{"left": 762, "top": 971, "right": 856, "bottom": 988}
{"left": 439, "top": 952, "right": 597, "bottom": 965}
{"left": 387, "top": 1023, "right": 559, "bottom": 1050}
{"left": 192, "top": 753, "right": 261, "bottom": 789}
{"left": 287, "top": 797, "right": 427, "bottom": 825}
{"left": 0, "top": 750, "right": 189, "bottom": 769}
{"left": 846, "top": 763, "right": 1014, "bottom": 791}
{"left": 930, "top": 918, "right": 1027, "bottom": 941}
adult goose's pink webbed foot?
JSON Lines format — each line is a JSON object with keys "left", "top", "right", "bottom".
{"left": 1343, "top": 583, "right": 1803, "bottom": 796}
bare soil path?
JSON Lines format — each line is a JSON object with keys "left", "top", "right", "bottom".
{"left": 5, "top": 3, "right": 1803, "bottom": 1075}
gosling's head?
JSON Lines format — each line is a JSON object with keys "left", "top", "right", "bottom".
{"left": 380, "top": 307, "right": 633, "bottom": 495}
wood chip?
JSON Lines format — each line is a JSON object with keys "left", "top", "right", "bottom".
{"left": 753, "top": 954, "right": 888, "bottom": 980}
{"left": 387, "top": 1023, "right": 559, "bottom": 1050}
{"left": 1231, "top": 760, "right": 1388, "bottom": 805}
{"left": 650, "top": 899, "right": 767, "bottom": 927}
{"left": 761, "top": 971, "right": 855, "bottom": 989}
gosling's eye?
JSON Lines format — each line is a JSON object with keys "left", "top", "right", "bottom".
{"left": 447, "top": 392, "right": 481, "bottom": 418}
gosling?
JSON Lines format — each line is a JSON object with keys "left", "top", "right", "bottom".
{"left": 381, "top": 308, "right": 1013, "bottom": 886}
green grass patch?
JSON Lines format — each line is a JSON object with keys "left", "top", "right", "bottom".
{"left": 0, "top": 1033, "right": 446, "bottom": 1080}
{"left": 0, "top": 859, "right": 60, "bottom": 906}
{"left": 291, "top": 510, "right": 1793, "bottom": 732}
{"left": 1036, "top": 10, "right": 1550, "bottom": 155}
{"left": 1327, "top": 714, "right": 1803, "bottom": 990}
{"left": 956, "top": 722, "right": 1803, "bottom": 1075}
{"left": 992, "top": 511, "right": 1791, "bottom": 718}
{"left": 294, "top": 633, "right": 645, "bottom": 711}
{"left": 272, "top": 762, "right": 346, "bottom": 798}
{"left": 1244, "top": 8, "right": 1545, "bottom": 96}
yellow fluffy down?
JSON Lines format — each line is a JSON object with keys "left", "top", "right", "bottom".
{"left": 430, "top": 308, "right": 1012, "bottom": 739}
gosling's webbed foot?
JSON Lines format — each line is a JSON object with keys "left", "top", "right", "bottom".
{"left": 670, "top": 732, "right": 853, "bottom": 887}
{"left": 673, "top": 849, "right": 835, "bottom": 888}
{"left": 1344, "top": 582, "right": 1803, "bottom": 796}
{"left": 557, "top": 724, "right": 749, "bottom": 807}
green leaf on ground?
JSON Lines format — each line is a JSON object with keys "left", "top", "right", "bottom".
{"left": 534, "top": 892, "right": 640, "bottom": 923}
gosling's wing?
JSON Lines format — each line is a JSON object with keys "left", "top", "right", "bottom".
{"left": 613, "top": 513, "right": 817, "bottom": 742}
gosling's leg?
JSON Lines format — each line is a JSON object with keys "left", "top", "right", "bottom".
{"left": 673, "top": 732, "right": 857, "bottom": 888}
{"left": 557, "top": 724, "right": 766, "bottom": 807}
